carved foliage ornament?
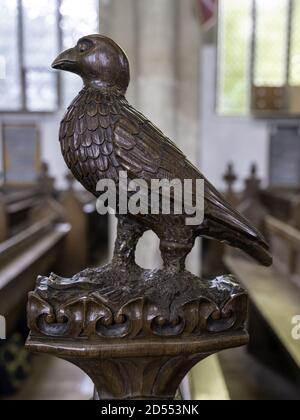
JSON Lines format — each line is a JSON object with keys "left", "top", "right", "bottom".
{"left": 28, "top": 273, "right": 247, "bottom": 339}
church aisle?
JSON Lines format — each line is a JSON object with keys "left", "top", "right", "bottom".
{"left": 2, "top": 346, "right": 300, "bottom": 400}
{"left": 219, "top": 347, "right": 300, "bottom": 400}
{"left": 7, "top": 355, "right": 93, "bottom": 401}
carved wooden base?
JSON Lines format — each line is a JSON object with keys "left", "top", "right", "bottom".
{"left": 26, "top": 332, "right": 248, "bottom": 400}
{"left": 26, "top": 268, "right": 249, "bottom": 400}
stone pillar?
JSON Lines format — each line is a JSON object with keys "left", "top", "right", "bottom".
{"left": 175, "top": 0, "right": 202, "bottom": 274}
{"left": 135, "top": 0, "right": 177, "bottom": 269}
{"left": 100, "top": 0, "right": 138, "bottom": 261}
{"left": 175, "top": 0, "right": 201, "bottom": 168}
{"left": 136, "top": 0, "right": 176, "bottom": 139}
{"left": 100, "top": 0, "right": 202, "bottom": 274}
{"left": 100, "top": 0, "right": 138, "bottom": 104}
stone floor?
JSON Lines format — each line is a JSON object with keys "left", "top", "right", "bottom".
{"left": 6, "top": 355, "right": 93, "bottom": 401}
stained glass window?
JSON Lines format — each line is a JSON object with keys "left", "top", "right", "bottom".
{"left": 0, "top": 0, "right": 99, "bottom": 112}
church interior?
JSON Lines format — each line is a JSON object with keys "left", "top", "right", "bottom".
{"left": 0, "top": 0, "right": 300, "bottom": 401}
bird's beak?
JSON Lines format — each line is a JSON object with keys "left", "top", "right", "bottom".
{"left": 51, "top": 48, "right": 78, "bottom": 72}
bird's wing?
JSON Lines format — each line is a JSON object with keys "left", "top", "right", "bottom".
{"left": 59, "top": 89, "right": 121, "bottom": 195}
{"left": 115, "top": 100, "right": 268, "bottom": 246}
{"left": 115, "top": 100, "right": 199, "bottom": 182}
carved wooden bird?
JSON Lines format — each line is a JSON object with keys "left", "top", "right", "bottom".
{"left": 52, "top": 35, "right": 272, "bottom": 273}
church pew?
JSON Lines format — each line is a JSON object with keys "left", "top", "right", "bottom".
{"left": 266, "top": 215, "right": 300, "bottom": 289}
{"left": 0, "top": 211, "right": 71, "bottom": 395}
{"left": 0, "top": 176, "right": 69, "bottom": 395}
{"left": 224, "top": 255, "right": 300, "bottom": 382}
{"left": 0, "top": 160, "right": 58, "bottom": 245}
{"left": 0, "top": 188, "right": 44, "bottom": 242}
{"left": 0, "top": 217, "right": 70, "bottom": 336}
{"left": 202, "top": 163, "right": 264, "bottom": 279}
{"left": 260, "top": 187, "right": 300, "bottom": 228}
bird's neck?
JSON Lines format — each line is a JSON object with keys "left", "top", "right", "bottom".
{"left": 71, "top": 84, "right": 127, "bottom": 111}
{"left": 83, "top": 79, "right": 125, "bottom": 96}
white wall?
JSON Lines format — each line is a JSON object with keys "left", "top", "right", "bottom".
{"left": 200, "top": 45, "right": 270, "bottom": 191}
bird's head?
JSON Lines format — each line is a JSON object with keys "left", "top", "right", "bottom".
{"left": 52, "top": 35, "right": 130, "bottom": 94}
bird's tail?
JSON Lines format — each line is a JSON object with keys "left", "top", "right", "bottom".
{"left": 226, "top": 233, "right": 272, "bottom": 267}
{"left": 199, "top": 218, "right": 273, "bottom": 267}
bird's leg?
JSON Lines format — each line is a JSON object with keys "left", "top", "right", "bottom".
{"left": 160, "top": 231, "right": 195, "bottom": 274}
{"left": 112, "top": 216, "right": 146, "bottom": 268}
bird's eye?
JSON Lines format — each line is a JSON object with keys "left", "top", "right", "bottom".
{"left": 78, "top": 42, "right": 90, "bottom": 53}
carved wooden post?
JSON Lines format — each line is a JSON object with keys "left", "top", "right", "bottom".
{"left": 38, "top": 161, "right": 55, "bottom": 196}
{"left": 223, "top": 162, "right": 239, "bottom": 207}
{"left": 27, "top": 273, "right": 248, "bottom": 400}
{"left": 26, "top": 35, "right": 271, "bottom": 400}
{"left": 238, "top": 164, "right": 268, "bottom": 235}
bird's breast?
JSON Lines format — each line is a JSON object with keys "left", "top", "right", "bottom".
{"left": 59, "top": 88, "right": 122, "bottom": 195}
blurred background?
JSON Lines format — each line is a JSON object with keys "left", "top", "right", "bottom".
{"left": 0, "top": 0, "right": 300, "bottom": 400}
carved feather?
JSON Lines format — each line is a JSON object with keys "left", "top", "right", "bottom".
{"left": 59, "top": 86, "right": 271, "bottom": 266}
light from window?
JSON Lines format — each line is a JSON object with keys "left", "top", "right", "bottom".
{"left": 0, "top": 0, "right": 21, "bottom": 111}
{"left": 217, "top": 0, "right": 252, "bottom": 116}
{"left": 0, "top": 0, "right": 99, "bottom": 113}
{"left": 254, "top": 0, "right": 289, "bottom": 87}
{"left": 23, "top": 0, "right": 59, "bottom": 111}
{"left": 60, "top": 0, "right": 99, "bottom": 107}
{"left": 217, "top": 0, "right": 300, "bottom": 116}
{"left": 23, "top": 0, "right": 58, "bottom": 68}
{"left": 26, "top": 70, "right": 57, "bottom": 112}
{"left": 290, "top": 0, "right": 300, "bottom": 85}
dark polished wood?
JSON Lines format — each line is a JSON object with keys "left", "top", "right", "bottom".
{"left": 27, "top": 332, "right": 248, "bottom": 400}
{"left": 237, "top": 164, "right": 269, "bottom": 236}
{"left": 260, "top": 187, "right": 300, "bottom": 225}
{"left": 0, "top": 217, "right": 70, "bottom": 337}
{"left": 27, "top": 269, "right": 249, "bottom": 400}
{"left": 0, "top": 187, "right": 42, "bottom": 241}
{"left": 223, "top": 162, "right": 240, "bottom": 208}
{"left": 25, "top": 35, "right": 273, "bottom": 400}
{"left": 52, "top": 35, "right": 271, "bottom": 269}
{"left": 0, "top": 184, "right": 71, "bottom": 395}
{"left": 266, "top": 215, "right": 300, "bottom": 289}
{"left": 225, "top": 255, "right": 300, "bottom": 381}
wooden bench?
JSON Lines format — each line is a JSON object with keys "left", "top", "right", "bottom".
{"left": 260, "top": 187, "right": 300, "bottom": 228}
{"left": 0, "top": 188, "right": 46, "bottom": 242}
{"left": 0, "top": 216, "right": 70, "bottom": 335}
{"left": 224, "top": 255, "right": 300, "bottom": 375}
{"left": 266, "top": 215, "right": 300, "bottom": 289}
